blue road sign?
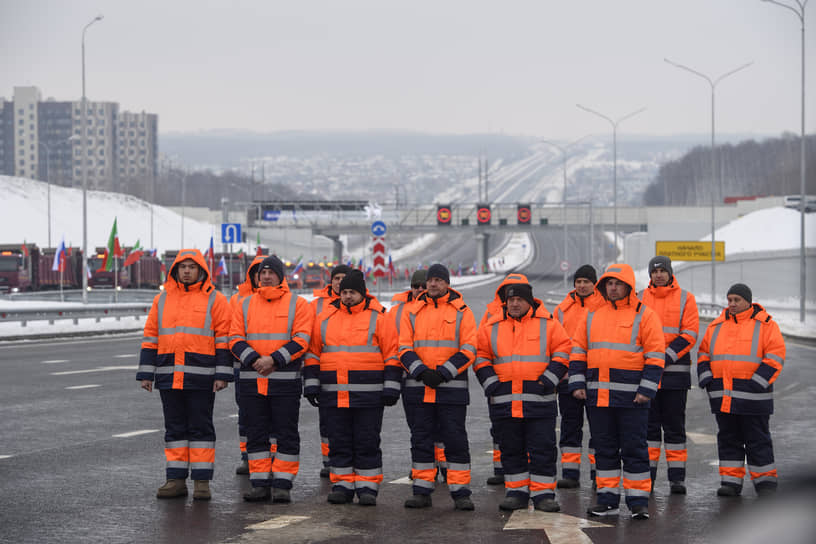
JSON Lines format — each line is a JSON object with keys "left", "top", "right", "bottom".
{"left": 221, "top": 223, "right": 242, "bottom": 244}
{"left": 371, "top": 220, "right": 387, "bottom": 237}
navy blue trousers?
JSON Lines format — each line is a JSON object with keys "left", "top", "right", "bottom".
{"left": 647, "top": 389, "right": 687, "bottom": 483}
{"left": 558, "top": 391, "right": 596, "bottom": 481}
{"left": 233, "top": 368, "right": 247, "bottom": 461}
{"left": 241, "top": 393, "right": 300, "bottom": 489}
{"left": 159, "top": 389, "right": 215, "bottom": 481}
{"left": 324, "top": 406, "right": 384, "bottom": 498}
{"left": 715, "top": 413, "right": 777, "bottom": 492}
{"left": 493, "top": 415, "right": 558, "bottom": 503}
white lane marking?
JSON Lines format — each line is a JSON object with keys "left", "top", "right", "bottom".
{"left": 114, "top": 354, "right": 137, "bottom": 358}
{"left": 687, "top": 431, "right": 717, "bottom": 445}
{"left": 113, "top": 429, "right": 160, "bottom": 438}
{"left": 389, "top": 476, "right": 413, "bottom": 485}
{"left": 65, "top": 384, "right": 101, "bottom": 390}
{"left": 708, "top": 460, "right": 720, "bottom": 467}
{"left": 504, "top": 510, "right": 612, "bottom": 542}
{"left": 0, "top": 455, "right": 12, "bottom": 460}
{"left": 246, "top": 515, "right": 310, "bottom": 530}
{"left": 228, "top": 414, "right": 239, "bottom": 418}
{"left": 42, "top": 359, "right": 69, "bottom": 364}
{"left": 51, "top": 365, "right": 136, "bottom": 376}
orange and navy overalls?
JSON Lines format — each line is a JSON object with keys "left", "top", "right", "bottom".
{"left": 229, "top": 279, "right": 314, "bottom": 491}
{"left": 399, "top": 288, "right": 477, "bottom": 501}
{"left": 137, "top": 249, "right": 233, "bottom": 482}
{"left": 697, "top": 303, "right": 785, "bottom": 494}
{"left": 311, "top": 284, "right": 340, "bottom": 473}
{"left": 568, "top": 264, "right": 665, "bottom": 510}
{"left": 554, "top": 287, "right": 604, "bottom": 484}
{"left": 475, "top": 298, "right": 573, "bottom": 506}
{"left": 640, "top": 278, "right": 699, "bottom": 484}
{"left": 305, "top": 295, "right": 401, "bottom": 500}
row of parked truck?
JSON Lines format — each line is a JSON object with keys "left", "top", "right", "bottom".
{"left": 0, "top": 244, "right": 333, "bottom": 294}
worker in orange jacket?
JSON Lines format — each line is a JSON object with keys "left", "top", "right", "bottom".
{"left": 305, "top": 270, "right": 402, "bottom": 506}
{"left": 640, "top": 256, "right": 699, "bottom": 494}
{"left": 553, "top": 264, "right": 603, "bottom": 489}
{"left": 230, "top": 255, "right": 266, "bottom": 476}
{"left": 399, "top": 263, "right": 477, "bottom": 511}
{"left": 478, "top": 272, "right": 529, "bottom": 486}
{"left": 137, "top": 249, "right": 233, "bottom": 501}
{"left": 310, "top": 263, "right": 352, "bottom": 478}
{"left": 229, "top": 255, "right": 314, "bottom": 503}
{"left": 697, "top": 283, "right": 785, "bottom": 498}
{"left": 475, "top": 277, "right": 573, "bottom": 512}
{"left": 569, "top": 263, "right": 665, "bottom": 520}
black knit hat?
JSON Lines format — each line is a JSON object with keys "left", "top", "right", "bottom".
{"left": 727, "top": 283, "right": 752, "bottom": 304}
{"left": 339, "top": 269, "right": 366, "bottom": 297}
{"left": 426, "top": 263, "right": 450, "bottom": 284}
{"left": 573, "top": 264, "right": 597, "bottom": 286}
{"left": 648, "top": 255, "right": 673, "bottom": 277}
{"left": 411, "top": 269, "right": 427, "bottom": 286}
{"left": 260, "top": 255, "right": 284, "bottom": 284}
{"left": 504, "top": 283, "right": 535, "bottom": 308}
{"left": 331, "top": 264, "right": 352, "bottom": 279}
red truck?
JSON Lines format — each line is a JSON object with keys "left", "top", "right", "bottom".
{"left": 0, "top": 244, "right": 35, "bottom": 293}
{"left": 88, "top": 247, "right": 131, "bottom": 290}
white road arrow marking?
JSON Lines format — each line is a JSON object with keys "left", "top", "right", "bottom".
{"left": 51, "top": 365, "right": 136, "bottom": 376}
{"left": 113, "top": 429, "right": 160, "bottom": 438}
{"left": 389, "top": 476, "right": 413, "bottom": 485}
{"left": 246, "top": 515, "right": 310, "bottom": 530}
{"left": 0, "top": 455, "right": 12, "bottom": 460}
{"left": 504, "top": 510, "right": 612, "bottom": 543}
{"left": 687, "top": 431, "right": 717, "bottom": 445}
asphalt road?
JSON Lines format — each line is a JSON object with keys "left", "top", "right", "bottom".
{"left": 1, "top": 275, "right": 815, "bottom": 544}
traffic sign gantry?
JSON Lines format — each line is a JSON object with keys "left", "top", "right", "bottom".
{"left": 371, "top": 221, "right": 387, "bottom": 237}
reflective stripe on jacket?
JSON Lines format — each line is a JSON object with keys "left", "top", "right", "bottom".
{"left": 137, "top": 248, "right": 233, "bottom": 390}
{"left": 311, "top": 285, "right": 338, "bottom": 317}
{"left": 304, "top": 296, "right": 401, "bottom": 408}
{"left": 398, "top": 288, "right": 477, "bottom": 405}
{"left": 229, "top": 280, "right": 314, "bottom": 396}
{"left": 697, "top": 303, "right": 785, "bottom": 415}
{"left": 640, "top": 280, "right": 699, "bottom": 390}
{"left": 475, "top": 300, "right": 573, "bottom": 419}
{"left": 553, "top": 288, "right": 604, "bottom": 392}
{"left": 568, "top": 263, "right": 665, "bottom": 407}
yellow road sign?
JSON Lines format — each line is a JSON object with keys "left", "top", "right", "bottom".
{"left": 655, "top": 241, "right": 725, "bottom": 261}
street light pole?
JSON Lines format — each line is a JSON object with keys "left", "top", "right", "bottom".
{"left": 38, "top": 142, "right": 52, "bottom": 248}
{"left": 81, "top": 14, "right": 103, "bottom": 303}
{"left": 761, "top": 0, "right": 808, "bottom": 321}
{"left": 541, "top": 136, "right": 588, "bottom": 288}
{"left": 576, "top": 105, "right": 645, "bottom": 261}
{"left": 664, "top": 58, "right": 752, "bottom": 305}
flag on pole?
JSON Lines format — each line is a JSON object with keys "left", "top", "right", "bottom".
{"left": 21, "top": 240, "right": 29, "bottom": 258}
{"left": 206, "top": 235, "right": 215, "bottom": 272}
{"left": 102, "top": 218, "right": 123, "bottom": 271}
{"left": 388, "top": 254, "right": 395, "bottom": 285}
{"left": 292, "top": 255, "right": 304, "bottom": 276}
{"left": 123, "top": 239, "right": 144, "bottom": 268}
{"left": 255, "top": 232, "right": 262, "bottom": 256}
{"left": 216, "top": 255, "right": 228, "bottom": 276}
{"left": 51, "top": 237, "right": 66, "bottom": 272}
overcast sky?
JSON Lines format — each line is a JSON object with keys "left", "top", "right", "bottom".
{"left": 2, "top": 0, "right": 814, "bottom": 140}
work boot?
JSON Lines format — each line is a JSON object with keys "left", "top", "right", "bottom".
{"left": 358, "top": 493, "right": 377, "bottom": 506}
{"left": 453, "top": 496, "right": 475, "bottom": 511}
{"left": 587, "top": 503, "right": 619, "bottom": 516}
{"left": 534, "top": 498, "right": 561, "bottom": 512}
{"left": 328, "top": 490, "right": 351, "bottom": 504}
{"left": 630, "top": 504, "right": 650, "bottom": 520}
{"left": 557, "top": 478, "right": 580, "bottom": 489}
{"left": 498, "top": 496, "right": 528, "bottom": 511}
{"left": 235, "top": 460, "right": 249, "bottom": 475}
{"left": 243, "top": 486, "right": 271, "bottom": 502}
{"left": 320, "top": 467, "right": 330, "bottom": 478}
{"left": 193, "top": 480, "right": 211, "bottom": 501}
{"left": 156, "top": 479, "right": 187, "bottom": 499}
{"left": 486, "top": 474, "right": 505, "bottom": 486}
{"left": 272, "top": 488, "right": 291, "bottom": 503}
{"left": 670, "top": 482, "right": 687, "bottom": 495}
{"left": 404, "top": 494, "right": 432, "bottom": 508}
{"left": 717, "top": 485, "right": 741, "bottom": 497}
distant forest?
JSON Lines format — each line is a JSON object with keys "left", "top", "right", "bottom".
{"left": 643, "top": 133, "right": 816, "bottom": 206}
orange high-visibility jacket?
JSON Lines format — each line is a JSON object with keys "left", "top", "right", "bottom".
{"left": 568, "top": 264, "right": 665, "bottom": 407}
{"left": 399, "top": 288, "right": 477, "bottom": 405}
{"left": 640, "top": 280, "right": 699, "bottom": 390}
{"left": 311, "top": 284, "right": 338, "bottom": 317}
{"left": 229, "top": 255, "right": 266, "bottom": 371}
{"left": 475, "top": 299, "right": 573, "bottom": 419}
{"left": 229, "top": 279, "right": 314, "bottom": 396}
{"left": 553, "top": 288, "right": 604, "bottom": 392}
{"left": 697, "top": 303, "right": 785, "bottom": 415}
{"left": 304, "top": 295, "right": 402, "bottom": 408}
{"left": 478, "top": 273, "right": 531, "bottom": 327}
{"left": 137, "top": 249, "right": 233, "bottom": 390}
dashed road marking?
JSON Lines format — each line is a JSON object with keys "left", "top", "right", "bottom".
{"left": 246, "top": 515, "right": 310, "bottom": 531}
{"left": 65, "top": 384, "right": 101, "bottom": 390}
{"left": 389, "top": 476, "right": 412, "bottom": 485}
{"left": 42, "top": 359, "right": 69, "bottom": 364}
{"left": 228, "top": 414, "right": 239, "bottom": 418}
{"left": 51, "top": 365, "right": 136, "bottom": 376}
{"left": 114, "top": 354, "right": 137, "bottom": 358}
{"left": 0, "top": 455, "right": 12, "bottom": 460}
{"left": 113, "top": 429, "right": 160, "bottom": 438}
{"left": 504, "top": 510, "right": 612, "bottom": 543}
{"left": 708, "top": 460, "right": 720, "bottom": 467}
{"left": 687, "top": 431, "right": 717, "bottom": 445}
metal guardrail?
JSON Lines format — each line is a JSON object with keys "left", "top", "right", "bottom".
{"left": 0, "top": 303, "right": 152, "bottom": 327}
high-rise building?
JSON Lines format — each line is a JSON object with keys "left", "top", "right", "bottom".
{"left": 0, "top": 86, "right": 158, "bottom": 199}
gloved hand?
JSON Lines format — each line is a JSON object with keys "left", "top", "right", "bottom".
{"left": 305, "top": 394, "right": 319, "bottom": 407}
{"left": 271, "top": 351, "right": 286, "bottom": 368}
{"left": 382, "top": 394, "right": 399, "bottom": 406}
{"left": 419, "top": 369, "right": 444, "bottom": 389}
